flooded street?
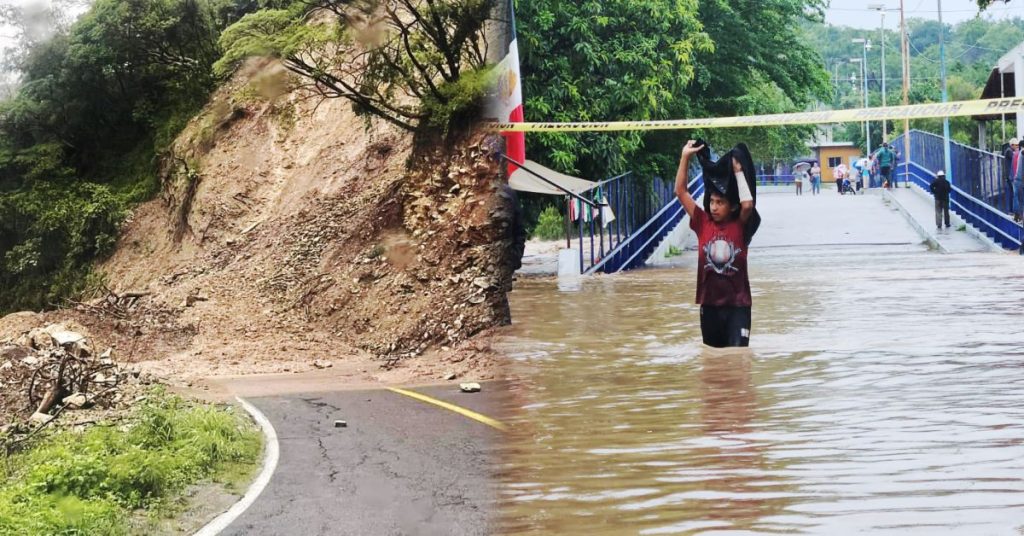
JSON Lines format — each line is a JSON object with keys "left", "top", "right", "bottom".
{"left": 499, "top": 195, "right": 1024, "bottom": 535}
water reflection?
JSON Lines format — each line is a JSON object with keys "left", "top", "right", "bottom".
{"left": 499, "top": 247, "right": 1024, "bottom": 535}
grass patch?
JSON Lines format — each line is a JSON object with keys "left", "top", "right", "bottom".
{"left": 957, "top": 224, "right": 967, "bottom": 232}
{"left": 0, "top": 388, "right": 262, "bottom": 536}
{"left": 664, "top": 244, "right": 683, "bottom": 258}
{"left": 532, "top": 205, "right": 564, "bottom": 241}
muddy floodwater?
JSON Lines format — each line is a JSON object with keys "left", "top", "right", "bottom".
{"left": 499, "top": 239, "right": 1024, "bottom": 535}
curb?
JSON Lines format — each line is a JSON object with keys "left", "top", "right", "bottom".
{"left": 193, "top": 397, "right": 280, "bottom": 536}
{"left": 905, "top": 183, "right": 1006, "bottom": 253}
{"left": 879, "top": 188, "right": 948, "bottom": 253}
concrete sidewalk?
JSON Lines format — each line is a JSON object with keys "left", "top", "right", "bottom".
{"left": 883, "top": 186, "right": 993, "bottom": 253}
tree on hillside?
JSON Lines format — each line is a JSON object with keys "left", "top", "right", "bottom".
{"left": 216, "top": 0, "right": 495, "bottom": 131}
{"left": 977, "top": 0, "right": 1012, "bottom": 9}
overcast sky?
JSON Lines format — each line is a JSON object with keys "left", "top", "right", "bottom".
{"left": 824, "top": 0, "right": 1023, "bottom": 29}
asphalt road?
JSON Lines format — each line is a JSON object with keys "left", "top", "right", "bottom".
{"left": 221, "top": 384, "right": 506, "bottom": 536}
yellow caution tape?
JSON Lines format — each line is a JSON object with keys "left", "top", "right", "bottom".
{"left": 493, "top": 97, "right": 1024, "bottom": 132}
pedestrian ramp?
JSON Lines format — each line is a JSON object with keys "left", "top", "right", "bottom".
{"left": 883, "top": 186, "right": 996, "bottom": 254}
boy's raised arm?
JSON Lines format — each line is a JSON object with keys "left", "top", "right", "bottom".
{"left": 735, "top": 157, "right": 755, "bottom": 224}
{"left": 675, "top": 140, "right": 703, "bottom": 219}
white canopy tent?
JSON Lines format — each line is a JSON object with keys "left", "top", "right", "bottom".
{"left": 508, "top": 160, "right": 596, "bottom": 195}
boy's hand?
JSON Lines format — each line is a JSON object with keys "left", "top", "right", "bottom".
{"left": 680, "top": 140, "right": 704, "bottom": 159}
{"left": 732, "top": 157, "right": 743, "bottom": 174}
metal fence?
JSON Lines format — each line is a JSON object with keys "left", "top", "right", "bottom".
{"left": 891, "top": 130, "right": 1011, "bottom": 213}
{"left": 567, "top": 172, "right": 678, "bottom": 274}
{"left": 589, "top": 173, "right": 703, "bottom": 274}
{"left": 895, "top": 162, "right": 1023, "bottom": 250}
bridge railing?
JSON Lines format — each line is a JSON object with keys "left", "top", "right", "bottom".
{"left": 755, "top": 174, "right": 797, "bottom": 185}
{"left": 569, "top": 171, "right": 677, "bottom": 274}
{"left": 586, "top": 172, "right": 703, "bottom": 274}
{"left": 894, "top": 159, "right": 1023, "bottom": 250}
{"left": 891, "top": 130, "right": 1010, "bottom": 213}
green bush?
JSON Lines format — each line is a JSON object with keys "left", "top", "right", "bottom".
{"left": 532, "top": 205, "right": 564, "bottom": 241}
{"left": 0, "top": 390, "right": 262, "bottom": 536}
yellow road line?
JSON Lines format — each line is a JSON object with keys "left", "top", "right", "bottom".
{"left": 492, "top": 96, "right": 1024, "bottom": 132}
{"left": 387, "top": 387, "right": 508, "bottom": 432}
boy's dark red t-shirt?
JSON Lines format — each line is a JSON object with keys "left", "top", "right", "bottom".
{"left": 689, "top": 207, "right": 751, "bottom": 307}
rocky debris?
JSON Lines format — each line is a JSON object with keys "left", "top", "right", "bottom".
{"left": 0, "top": 323, "right": 154, "bottom": 431}
{"left": 234, "top": 129, "right": 515, "bottom": 369}
{"left": 334, "top": 420, "right": 347, "bottom": 428}
{"left": 313, "top": 359, "right": 333, "bottom": 369}
{"left": 184, "top": 293, "right": 210, "bottom": 307}
{"left": 459, "top": 382, "right": 481, "bottom": 393}
{"left": 62, "top": 393, "right": 89, "bottom": 409}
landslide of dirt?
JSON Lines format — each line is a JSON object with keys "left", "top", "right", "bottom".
{"left": 0, "top": 58, "right": 519, "bottom": 386}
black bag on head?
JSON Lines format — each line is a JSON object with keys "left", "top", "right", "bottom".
{"left": 692, "top": 139, "right": 761, "bottom": 245}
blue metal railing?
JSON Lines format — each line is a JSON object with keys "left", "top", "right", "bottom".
{"left": 756, "top": 174, "right": 797, "bottom": 185}
{"left": 895, "top": 160, "right": 1023, "bottom": 250}
{"left": 891, "top": 130, "right": 1011, "bottom": 213}
{"left": 587, "top": 173, "right": 703, "bottom": 274}
{"left": 569, "top": 171, "right": 678, "bottom": 274}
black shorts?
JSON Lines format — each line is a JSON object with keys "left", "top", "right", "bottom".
{"left": 700, "top": 305, "right": 751, "bottom": 348}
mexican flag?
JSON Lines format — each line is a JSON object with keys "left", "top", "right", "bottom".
{"left": 493, "top": 0, "right": 525, "bottom": 175}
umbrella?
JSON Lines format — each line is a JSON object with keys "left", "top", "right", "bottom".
{"left": 792, "top": 161, "right": 811, "bottom": 173}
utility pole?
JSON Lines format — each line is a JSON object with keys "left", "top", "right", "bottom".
{"left": 870, "top": 4, "right": 887, "bottom": 139}
{"left": 938, "top": 0, "right": 952, "bottom": 179}
{"left": 900, "top": 0, "right": 911, "bottom": 187}
{"left": 853, "top": 38, "right": 872, "bottom": 157}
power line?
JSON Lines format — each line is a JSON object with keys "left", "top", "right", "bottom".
{"left": 827, "top": 5, "right": 1021, "bottom": 13}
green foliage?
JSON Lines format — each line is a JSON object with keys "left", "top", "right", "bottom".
{"left": 665, "top": 244, "right": 683, "bottom": 258}
{"left": 532, "top": 205, "right": 564, "bottom": 241}
{"left": 216, "top": 0, "right": 494, "bottom": 131}
{"left": 0, "top": 182, "right": 127, "bottom": 312}
{"left": 423, "top": 67, "right": 495, "bottom": 129}
{"left": 0, "top": 390, "right": 261, "bottom": 536}
{"left": 0, "top": 0, "right": 268, "bottom": 314}
{"left": 518, "top": 0, "right": 712, "bottom": 179}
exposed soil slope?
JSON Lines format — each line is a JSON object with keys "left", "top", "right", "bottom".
{"left": 1, "top": 58, "right": 518, "bottom": 386}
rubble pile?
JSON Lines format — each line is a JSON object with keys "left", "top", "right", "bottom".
{"left": 0, "top": 324, "right": 152, "bottom": 434}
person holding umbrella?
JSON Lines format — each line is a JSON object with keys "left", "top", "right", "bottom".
{"left": 793, "top": 161, "right": 810, "bottom": 196}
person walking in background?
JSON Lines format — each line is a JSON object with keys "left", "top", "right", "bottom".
{"left": 794, "top": 166, "right": 805, "bottom": 195}
{"left": 930, "top": 170, "right": 951, "bottom": 231}
{"left": 1005, "top": 138, "right": 1020, "bottom": 220}
{"left": 1014, "top": 139, "right": 1024, "bottom": 223}
{"left": 874, "top": 143, "right": 896, "bottom": 189}
{"left": 834, "top": 163, "right": 848, "bottom": 194}
{"left": 810, "top": 162, "right": 821, "bottom": 195}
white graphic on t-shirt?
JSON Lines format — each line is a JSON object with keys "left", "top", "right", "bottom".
{"left": 703, "top": 236, "right": 741, "bottom": 275}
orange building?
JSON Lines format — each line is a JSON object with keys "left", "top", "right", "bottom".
{"left": 809, "top": 142, "right": 861, "bottom": 180}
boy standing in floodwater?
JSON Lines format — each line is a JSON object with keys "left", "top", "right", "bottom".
{"left": 674, "top": 140, "right": 758, "bottom": 348}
